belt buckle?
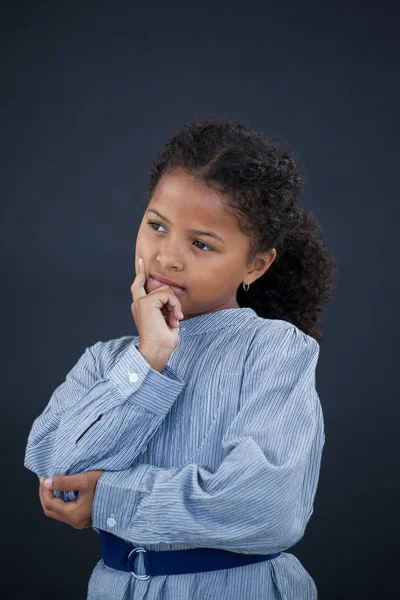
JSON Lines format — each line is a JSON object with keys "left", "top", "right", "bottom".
{"left": 127, "top": 547, "right": 151, "bottom": 580}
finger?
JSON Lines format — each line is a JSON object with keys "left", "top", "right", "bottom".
{"left": 43, "top": 474, "right": 88, "bottom": 492}
{"left": 163, "top": 305, "right": 173, "bottom": 320}
{"left": 166, "top": 311, "right": 179, "bottom": 328}
{"left": 131, "top": 257, "right": 148, "bottom": 302}
{"left": 166, "top": 305, "right": 180, "bottom": 328}
{"left": 164, "top": 290, "right": 184, "bottom": 322}
{"left": 146, "top": 287, "right": 183, "bottom": 324}
{"left": 157, "top": 291, "right": 181, "bottom": 328}
{"left": 42, "top": 503, "right": 64, "bottom": 522}
{"left": 39, "top": 476, "right": 54, "bottom": 510}
{"left": 39, "top": 478, "right": 71, "bottom": 509}
{"left": 39, "top": 479, "right": 77, "bottom": 521}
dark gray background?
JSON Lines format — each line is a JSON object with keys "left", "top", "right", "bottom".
{"left": 2, "top": 1, "right": 398, "bottom": 598}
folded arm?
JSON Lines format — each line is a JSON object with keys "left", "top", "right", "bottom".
{"left": 24, "top": 338, "right": 185, "bottom": 501}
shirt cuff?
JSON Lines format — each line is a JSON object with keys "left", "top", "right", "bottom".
{"left": 91, "top": 464, "right": 151, "bottom": 538}
{"left": 107, "top": 341, "right": 185, "bottom": 416}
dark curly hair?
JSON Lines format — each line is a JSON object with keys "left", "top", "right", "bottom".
{"left": 147, "top": 116, "right": 337, "bottom": 344}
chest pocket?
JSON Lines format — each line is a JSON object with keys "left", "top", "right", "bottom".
{"left": 148, "top": 371, "right": 244, "bottom": 468}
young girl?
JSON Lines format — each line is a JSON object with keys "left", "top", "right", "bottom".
{"left": 24, "top": 117, "right": 336, "bottom": 599}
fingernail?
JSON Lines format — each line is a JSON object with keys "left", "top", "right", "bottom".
{"left": 138, "top": 258, "right": 142, "bottom": 268}
{"left": 180, "top": 312, "right": 184, "bottom": 319}
{"left": 44, "top": 478, "right": 53, "bottom": 489}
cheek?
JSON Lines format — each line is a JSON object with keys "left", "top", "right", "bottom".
{"left": 136, "top": 226, "right": 155, "bottom": 252}
{"left": 135, "top": 240, "right": 154, "bottom": 279}
{"left": 136, "top": 227, "right": 145, "bottom": 247}
{"left": 135, "top": 229, "right": 148, "bottom": 256}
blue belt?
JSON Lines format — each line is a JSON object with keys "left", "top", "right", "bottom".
{"left": 95, "top": 529, "right": 281, "bottom": 579}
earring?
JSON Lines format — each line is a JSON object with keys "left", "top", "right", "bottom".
{"left": 242, "top": 282, "right": 250, "bottom": 292}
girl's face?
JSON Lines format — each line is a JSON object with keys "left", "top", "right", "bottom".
{"left": 135, "top": 169, "right": 273, "bottom": 321}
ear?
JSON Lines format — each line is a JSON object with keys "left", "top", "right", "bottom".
{"left": 246, "top": 248, "right": 276, "bottom": 283}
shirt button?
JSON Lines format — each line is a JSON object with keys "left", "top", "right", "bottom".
{"left": 140, "top": 445, "right": 147, "bottom": 454}
{"left": 107, "top": 517, "right": 117, "bottom": 527}
{"left": 128, "top": 372, "right": 138, "bottom": 383}
{"left": 180, "top": 327, "right": 186, "bottom": 331}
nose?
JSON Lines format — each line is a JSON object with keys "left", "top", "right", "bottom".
{"left": 156, "top": 237, "right": 185, "bottom": 271}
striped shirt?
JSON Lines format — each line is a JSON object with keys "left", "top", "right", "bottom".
{"left": 24, "top": 306, "right": 325, "bottom": 599}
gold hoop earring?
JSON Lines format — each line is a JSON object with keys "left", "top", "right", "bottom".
{"left": 242, "top": 282, "right": 250, "bottom": 292}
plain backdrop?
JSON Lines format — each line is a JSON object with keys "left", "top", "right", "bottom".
{"left": 1, "top": 1, "right": 398, "bottom": 598}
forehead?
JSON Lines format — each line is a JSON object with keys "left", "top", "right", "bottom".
{"left": 149, "top": 170, "right": 239, "bottom": 231}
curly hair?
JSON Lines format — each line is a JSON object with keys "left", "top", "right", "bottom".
{"left": 147, "top": 116, "right": 337, "bottom": 344}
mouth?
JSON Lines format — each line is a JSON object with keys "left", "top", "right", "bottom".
{"left": 149, "top": 275, "right": 186, "bottom": 294}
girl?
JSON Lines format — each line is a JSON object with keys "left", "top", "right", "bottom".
{"left": 24, "top": 117, "right": 336, "bottom": 599}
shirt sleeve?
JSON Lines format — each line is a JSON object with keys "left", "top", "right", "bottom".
{"left": 24, "top": 340, "right": 185, "bottom": 502}
{"left": 91, "top": 325, "right": 326, "bottom": 554}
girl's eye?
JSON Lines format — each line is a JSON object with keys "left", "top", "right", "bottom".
{"left": 147, "top": 221, "right": 214, "bottom": 252}
{"left": 148, "top": 221, "right": 167, "bottom": 233}
{"left": 193, "top": 240, "right": 213, "bottom": 252}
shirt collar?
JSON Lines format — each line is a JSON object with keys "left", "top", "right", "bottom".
{"left": 178, "top": 307, "right": 258, "bottom": 336}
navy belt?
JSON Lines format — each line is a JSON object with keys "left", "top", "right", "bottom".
{"left": 95, "top": 528, "right": 281, "bottom": 579}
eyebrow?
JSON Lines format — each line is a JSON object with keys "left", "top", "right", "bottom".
{"left": 147, "top": 208, "right": 226, "bottom": 244}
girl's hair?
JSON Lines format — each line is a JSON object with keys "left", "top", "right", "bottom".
{"left": 147, "top": 116, "right": 337, "bottom": 343}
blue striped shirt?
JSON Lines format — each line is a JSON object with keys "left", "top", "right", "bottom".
{"left": 24, "top": 307, "right": 325, "bottom": 599}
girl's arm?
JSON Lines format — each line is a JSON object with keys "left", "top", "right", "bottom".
{"left": 24, "top": 337, "right": 185, "bottom": 501}
{"left": 91, "top": 326, "right": 325, "bottom": 554}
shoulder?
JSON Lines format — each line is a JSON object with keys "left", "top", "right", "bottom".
{"left": 89, "top": 334, "right": 140, "bottom": 379}
{"left": 245, "top": 316, "right": 320, "bottom": 363}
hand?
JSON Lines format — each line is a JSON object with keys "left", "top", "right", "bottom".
{"left": 130, "top": 257, "right": 184, "bottom": 354}
{"left": 39, "top": 470, "right": 104, "bottom": 530}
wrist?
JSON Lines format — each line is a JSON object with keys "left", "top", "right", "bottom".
{"left": 137, "top": 344, "right": 171, "bottom": 372}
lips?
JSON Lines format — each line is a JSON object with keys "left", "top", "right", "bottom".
{"left": 151, "top": 274, "right": 185, "bottom": 290}
{"left": 150, "top": 276, "right": 185, "bottom": 294}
